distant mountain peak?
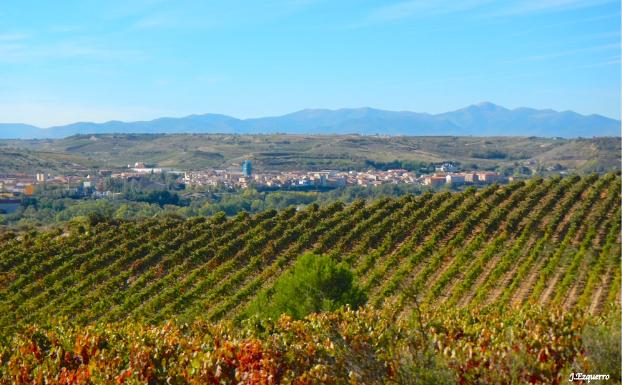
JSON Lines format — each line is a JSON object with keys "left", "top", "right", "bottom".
{"left": 467, "top": 101, "right": 508, "bottom": 112}
{"left": 475, "top": 101, "right": 497, "bottom": 107}
{"left": 0, "top": 103, "right": 619, "bottom": 139}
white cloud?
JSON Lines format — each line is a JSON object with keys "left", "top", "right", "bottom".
{"left": 563, "top": 57, "right": 621, "bottom": 70}
{"left": 132, "top": 13, "right": 180, "bottom": 29}
{"left": 357, "top": 0, "right": 617, "bottom": 27}
{"left": 130, "top": 0, "right": 324, "bottom": 31}
{"left": 490, "top": 0, "right": 616, "bottom": 16}
{"left": 501, "top": 43, "right": 619, "bottom": 63}
{"left": 0, "top": 33, "right": 29, "bottom": 41}
{"left": 369, "top": 0, "right": 493, "bottom": 22}
{"left": 509, "top": 13, "right": 619, "bottom": 37}
{"left": 0, "top": 38, "right": 145, "bottom": 63}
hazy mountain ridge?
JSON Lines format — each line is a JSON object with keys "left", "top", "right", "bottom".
{"left": 1, "top": 102, "right": 619, "bottom": 139}
{"left": 0, "top": 123, "right": 44, "bottom": 139}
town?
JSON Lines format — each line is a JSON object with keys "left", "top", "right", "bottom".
{"left": 180, "top": 161, "right": 507, "bottom": 189}
{"left": 0, "top": 161, "right": 508, "bottom": 213}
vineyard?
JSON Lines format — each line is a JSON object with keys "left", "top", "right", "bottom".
{"left": 1, "top": 173, "right": 619, "bottom": 328}
{"left": 0, "top": 173, "right": 620, "bottom": 384}
{"left": 3, "top": 304, "right": 619, "bottom": 385}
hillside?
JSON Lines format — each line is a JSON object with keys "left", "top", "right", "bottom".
{"left": 1, "top": 173, "right": 620, "bottom": 384}
{"left": 2, "top": 134, "right": 620, "bottom": 174}
{"left": 0, "top": 102, "right": 619, "bottom": 139}
{"left": 0, "top": 148, "right": 95, "bottom": 174}
{"left": 0, "top": 173, "right": 619, "bottom": 331}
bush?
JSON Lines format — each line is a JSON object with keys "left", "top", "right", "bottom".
{"left": 246, "top": 253, "right": 366, "bottom": 319}
{"left": 581, "top": 306, "right": 621, "bottom": 383}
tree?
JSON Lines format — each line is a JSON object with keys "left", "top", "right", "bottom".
{"left": 247, "top": 253, "right": 366, "bottom": 320}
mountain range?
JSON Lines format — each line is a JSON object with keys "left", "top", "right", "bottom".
{"left": 0, "top": 102, "right": 619, "bottom": 139}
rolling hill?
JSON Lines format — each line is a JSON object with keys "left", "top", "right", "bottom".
{"left": 2, "top": 134, "right": 619, "bottom": 174}
{"left": 1, "top": 102, "right": 619, "bottom": 139}
{"left": 0, "top": 173, "right": 618, "bottom": 330}
{"left": 1, "top": 173, "right": 619, "bottom": 384}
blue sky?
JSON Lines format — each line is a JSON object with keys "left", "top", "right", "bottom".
{"left": 0, "top": 0, "right": 619, "bottom": 126}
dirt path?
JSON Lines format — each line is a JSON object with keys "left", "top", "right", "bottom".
{"left": 589, "top": 267, "right": 614, "bottom": 315}
{"left": 539, "top": 267, "right": 565, "bottom": 305}
{"left": 562, "top": 248, "right": 599, "bottom": 310}
{"left": 456, "top": 245, "right": 506, "bottom": 307}
{"left": 484, "top": 237, "right": 538, "bottom": 306}
{"left": 511, "top": 250, "right": 549, "bottom": 306}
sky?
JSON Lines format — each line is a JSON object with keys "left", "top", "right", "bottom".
{"left": 0, "top": 0, "right": 619, "bottom": 127}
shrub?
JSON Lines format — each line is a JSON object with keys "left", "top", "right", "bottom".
{"left": 246, "top": 253, "right": 366, "bottom": 319}
{"left": 581, "top": 305, "right": 621, "bottom": 383}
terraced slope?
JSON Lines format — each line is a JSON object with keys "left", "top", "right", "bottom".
{"left": 0, "top": 173, "right": 619, "bottom": 331}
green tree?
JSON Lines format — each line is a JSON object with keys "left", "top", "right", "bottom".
{"left": 247, "top": 253, "right": 366, "bottom": 320}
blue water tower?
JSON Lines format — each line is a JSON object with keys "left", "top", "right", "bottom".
{"left": 242, "top": 160, "right": 252, "bottom": 177}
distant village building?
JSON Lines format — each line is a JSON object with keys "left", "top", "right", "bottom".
{"left": 23, "top": 185, "right": 35, "bottom": 196}
{"left": 312, "top": 172, "right": 328, "bottom": 187}
{"left": 424, "top": 175, "right": 447, "bottom": 187}
{"left": 436, "top": 163, "right": 458, "bottom": 173}
{"left": 446, "top": 174, "right": 466, "bottom": 185}
{"left": 423, "top": 171, "right": 504, "bottom": 187}
{"left": 131, "top": 161, "right": 163, "bottom": 174}
{"left": 464, "top": 173, "right": 479, "bottom": 183}
{"left": 331, "top": 176, "right": 347, "bottom": 187}
{"left": 477, "top": 172, "right": 503, "bottom": 183}
{"left": 133, "top": 167, "right": 163, "bottom": 174}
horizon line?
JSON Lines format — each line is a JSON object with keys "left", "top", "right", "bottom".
{"left": 2, "top": 101, "right": 621, "bottom": 129}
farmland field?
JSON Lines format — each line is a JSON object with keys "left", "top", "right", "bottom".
{"left": 0, "top": 173, "right": 620, "bottom": 384}
{"left": 1, "top": 134, "right": 619, "bottom": 174}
